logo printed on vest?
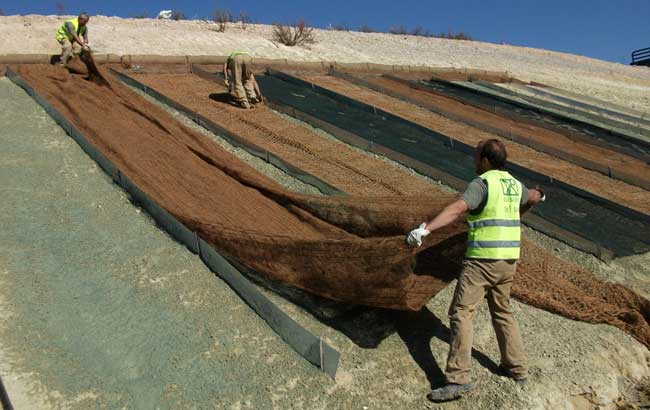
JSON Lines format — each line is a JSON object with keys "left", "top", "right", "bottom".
{"left": 500, "top": 178, "right": 519, "bottom": 196}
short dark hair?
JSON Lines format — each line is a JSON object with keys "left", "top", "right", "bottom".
{"left": 478, "top": 139, "right": 507, "bottom": 169}
{"left": 79, "top": 12, "right": 90, "bottom": 20}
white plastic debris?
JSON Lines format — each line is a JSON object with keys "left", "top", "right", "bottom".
{"left": 157, "top": 10, "right": 172, "bottom": 20}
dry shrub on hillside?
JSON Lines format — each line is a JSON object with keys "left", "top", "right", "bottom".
{"left": 170, "top": 10, "right": 186, "bottom": 21}
{"left": 331, "top": 23, "right": 350, "bottom": 31}
{"left": 389, "top": 24, "right": 474, "bottom": 40}
{"left": 436, "top": 30, "right": 473, "bottom": 40}
{"left": 238, "top": 11, "right": 252, "bottom": 30}
{"left": 359, "top": 24, "right": 377, "bottom": 33}
{"left": 389, "top": 25, "right": 408, "bottom": 35}
{"left": 131, "top": 11, "right": 149, "bottom": 19}
{"left": 213, "top": 9, "right": 231, "bottom": 32}
{"left": 411, "top": 26, "right": 430, "bottom": 36}
{"left": 273, "top": 20, "right": 315, "bottom": 47}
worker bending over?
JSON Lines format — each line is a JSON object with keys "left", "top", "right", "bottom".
{"left": 56, "top": 12, "right": 90, "bottom": 67}
{"left": 223, "top": 51, "right": 263, "bottom": 109}
{"left": 406, "top": 139, "right": 545, "bottom": 403}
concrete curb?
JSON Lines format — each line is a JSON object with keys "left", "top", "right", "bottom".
{"left": 0, "top": 53, "right": 513, "bottom": 80}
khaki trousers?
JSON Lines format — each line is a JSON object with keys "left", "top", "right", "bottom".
{"left": 228, "top": 54, "right": 256, "bottom": 104}
{"left": 445, "top": 259, "right": 527, "bottom": 384}
{"left": 59, "top": 38, "right": 77, "bottom": 66}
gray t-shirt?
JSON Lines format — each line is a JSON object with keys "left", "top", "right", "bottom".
{"left": 462, "top": 176, "right": 529, "bottom": 213}
{"left": 65, "top": 21, "right": 88, "bottom": 38}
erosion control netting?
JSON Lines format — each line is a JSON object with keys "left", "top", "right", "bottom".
{"left": 13, "top": 65, "right": 650, "bottom": 350}
{"left": 422, "top": 78, "right": 650, "bottom": 160}
{"left": 256, "top": 74, "right": 650, "bottom": 257}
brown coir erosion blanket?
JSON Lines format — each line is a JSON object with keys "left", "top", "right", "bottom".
{"left": 14, "top": 64, "right": 650, "bottom": 349}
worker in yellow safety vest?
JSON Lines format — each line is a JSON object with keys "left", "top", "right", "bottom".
{"left": 55, "top": 12, "right": 90, "bottom": 67}
{"left": 222, "top": 51, "right": 263, "bottom": 109}
{"left": 406, "top": 139, "right": 545, "bottom": 403}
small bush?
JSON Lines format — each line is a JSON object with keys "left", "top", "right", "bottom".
{"left": 389, "top": 25, "right": 408, "bottom": 35}
{"left": 131, "top": 11, "right": 148, "bottom": 19}
{"left": 358, "top": 24, "right": 376, "bottom": 33}
{"left": 272, "top": 20, "right": 315, "bottom": 47}
{"left": 213, "top": 9, "right": 231, "bottom": 32}
{"left": 238, "top": 11, "right": 252, "bottom": 30}
{"left": 0, "top": 9, "right": 5, "bottom": 16}
{"left": 170, "top": 10, "right": 186, "bottom": 21}
{"left": 386, "top": 24, "right": 474, "bottom": 40}
{"left": 435, "top": 29, "right": 473, "bottom": 41}
{"left": 411, "top": 26, "right": 431, "bottom": 37}
{"left": 331, "top": 23, "right": 350, "bottom": 31}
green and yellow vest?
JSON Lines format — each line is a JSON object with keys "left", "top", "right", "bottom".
{"left": 56, "top": 17, "right": 87, "bottom": 42}
{"left": 465, "top": 169, "right": 522, "bottom": 260}
{"left": 227, "top": 50, "right": 249, "bottom": 66}
{"left": 228, "top": 51, "right": 249, "bottom": 59}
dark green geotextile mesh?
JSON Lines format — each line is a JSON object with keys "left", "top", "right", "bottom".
{"left": 484, "top": 82, "right": 650, "bottom": 133}
{"left": 0, "top": 374, "right": 13, "bottom": 410}
{"left": 330, "top": 71, "right": 649, "bottom": 191}
{"left": 257, "top": 73, "right": 650, "bottom": 257}
{"left": 422, "top": 78, "right": 650, "bottom": 160}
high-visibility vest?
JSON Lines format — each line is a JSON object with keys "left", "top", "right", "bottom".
{"left": 227, "top": 51, "right": 249, "bottom": 67}
{"left": 56, "top": 17, "right": 87, "bottom": 42}
{"left": 228, "top": 51, "right": 250, "bottom": 59}
{"left": 465, "top": 169, "right": 523, "bottom": 260}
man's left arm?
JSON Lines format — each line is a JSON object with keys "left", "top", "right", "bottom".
{"left": 222, "top": 62, "right": 230, "bottom": 88}
{"left": 250, "top": 74, "right": 262, "bottom": 100}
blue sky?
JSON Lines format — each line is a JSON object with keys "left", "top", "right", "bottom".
{"left": 2, "top": 0, "right": 648, "bottom": 64}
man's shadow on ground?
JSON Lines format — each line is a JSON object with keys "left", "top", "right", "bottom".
{"left": 322, "top": 305, "right": 500, "bottom": 388}
{"left": 208, "top": 92, "right": 232, "bottom": 104}
{"left": 237, "top": 260, "right": 500, "bottom": 389}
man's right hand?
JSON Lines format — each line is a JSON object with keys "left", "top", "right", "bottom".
{"left": 406, "top": 223, "right": 431, "bottom": 247}
{"left": 531, "top": 186, "right": 546, "bottom": 204}
{"left": 224, "top": 79, "right": 230, "bottom": 88}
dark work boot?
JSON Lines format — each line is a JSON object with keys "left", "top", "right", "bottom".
{"left": 427, "top": 382, "right": 477, "bottom": 402}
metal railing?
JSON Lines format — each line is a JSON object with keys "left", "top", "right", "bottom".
{"left": 631, "top": 47, "right": 650, "bottom": 65}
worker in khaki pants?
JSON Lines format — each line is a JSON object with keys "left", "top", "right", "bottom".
{"left": 407, "top": 139, "right": 545, "bottom": 403}
{"left": 56, "top": 12, "right": 90, "bottom": 67}
{"left": 222, "top": 51, "right": 263, "bottom": 109}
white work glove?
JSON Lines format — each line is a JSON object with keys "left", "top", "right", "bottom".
{"left": 406, "top": 222, "right": 430, "bottom": 247}
{"left": 224, "top": 78, "right": 230, "bottom": 88}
